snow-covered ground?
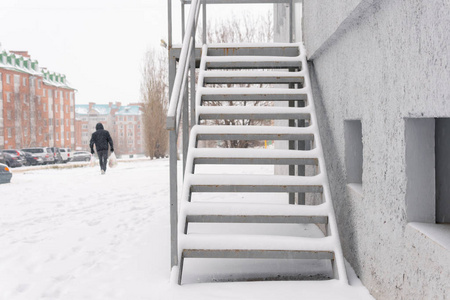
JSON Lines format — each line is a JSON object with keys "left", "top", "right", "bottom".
{"left": 0, "top": 159, "right": 373, "bottom": 299}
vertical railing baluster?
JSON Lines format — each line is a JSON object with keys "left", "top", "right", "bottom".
{"left": 183, "top": 80, "right": 189, "bottom": 176}
{"left": 169, "top": 130, "right": 178, "bottom": 268}
{"left": 190, "top": 20, "right": 196, "bottom": 128}
{"left": 202, "top": 0, "right": 207, "bottom": 45}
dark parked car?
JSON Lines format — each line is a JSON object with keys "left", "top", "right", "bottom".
{"left": 21, "top": 147, "right": 55, "bottom": 164}
{"left": 49, "top": 147, "right": 63, "bottom": 164}
{"left": 24, "top": 152, "right": 44, "bottom": 166}
{"left": 71, "top": 151, "right": 92, "bottom": 162}
{"left": 0, "top": 163, "right": 12, "bottom": 184}
{"left": 1, "top": 151, "right": 24, "bottom": 167}
{"left": 2, "top": 149, "right": 26, "bottom": 166}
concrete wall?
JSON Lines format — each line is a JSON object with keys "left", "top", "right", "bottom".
{"left": 299, "top": 0, "right": 450, "bottom": 298}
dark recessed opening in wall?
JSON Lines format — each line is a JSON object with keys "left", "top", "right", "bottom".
{"left": 344, "top": 120, "right": 363, "bottom": 185}
{"left": 435, "top": 119, "right": 450, "bottom": 224}
{"left": 405, "top": 118, "right": 450, "bottom": 224}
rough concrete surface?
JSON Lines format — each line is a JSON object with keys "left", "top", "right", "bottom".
{"left": 302, "top": 0, "right": 450, "bottom": 298}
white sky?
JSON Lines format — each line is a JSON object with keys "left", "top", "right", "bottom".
{"left": 0, "top": 0, "right": 272, "bottom": 105}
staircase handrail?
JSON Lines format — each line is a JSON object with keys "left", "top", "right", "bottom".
{"left": 166, "top": 0, "right": 201, "bottom": 131}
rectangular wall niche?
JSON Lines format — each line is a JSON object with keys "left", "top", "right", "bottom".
{"left": 344, "top": 120, "right": 363, "bottom": 184}
{"left": 405, "top": 118, "right": 450, "bottom": 224}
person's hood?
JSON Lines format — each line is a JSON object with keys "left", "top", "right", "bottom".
{"left": 96, "top": 123, "right": 104, "bottom": 130}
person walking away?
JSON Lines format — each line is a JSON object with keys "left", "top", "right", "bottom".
{"left": 90, "top": 122, "right": 114, "bottom": 174}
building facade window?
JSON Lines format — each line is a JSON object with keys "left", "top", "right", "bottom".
{"left": 7, "top": 110, "right": 11, "bottom": 120}
{"left": 6, "top": 93, "right": 11, "bottom": 102}
{"left": 6, "top": 74, "right": 10, "bottom": 84}
{"left": 22, "top": 77, "right": 27, "bottom": 86}
{"left": 7, "top": 128, "right": 12, "bottom": 138}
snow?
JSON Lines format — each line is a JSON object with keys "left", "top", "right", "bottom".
{"left": 0, "top": 158, "right": 373, "bottom": 299}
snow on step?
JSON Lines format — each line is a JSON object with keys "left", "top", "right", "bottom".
{"left": 205, "top": 55, "right": 302, "bottom": 63}
{"left": 191, "top": 124, "right": 316, "bottom": 136}
{"left": 181, "top": 202, "right": 329, "bottom": 218}
{"left": 180, "top": 234, "right": 335, "bottom": 253}
{"left": 206, "top": 43, "right": 302, "bottom": 57}
{"left": 186, "top": 174, "right": 324, "bottom": 192}
{"left": 203, "top": 70, "right": 304, "bottom": 83}
{"left": 205, "top": 55, "right": 302, "bottom": 69}
{"left": 191, "top": 125, "right": 315, "bottom": 144}
{"left": 196, "top": 105, "right": 311, "bottom": 121}
{"left": 198, "top": 87, "right": 308, "bottom": 102}
{"left": 190, "top": 148, "right": 319, "bottom": 160}
{"left": 199, "top": 87, "right": 308, "bottom": 96}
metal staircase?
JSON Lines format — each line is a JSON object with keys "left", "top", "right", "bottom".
{"left": 171, "top": 43, "right": 347, "bottom": 285}
{"left": 166, "top": 0, "right": 347, "bottom": 286}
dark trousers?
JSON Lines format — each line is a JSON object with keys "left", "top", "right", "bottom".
{"left": 97, "top": 150, "right": 108, "bottom": 172}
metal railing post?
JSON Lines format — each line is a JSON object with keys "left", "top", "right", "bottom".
{"left": 190, "top": 20, "right": 196, "bottom": 128}
{"left": 202, "top": 0, "right": 207, "bottom": 45}
{"left": 168, "top": 0, "right": 172, "bottom": 48}
{"left": 289, "top": 0, "right": 294, "bottom": 43}
{"left": 181, "top": 2, "right": 185, "bottom": 39}
{"left": 183, "top": 78, "right": 189, "bottom": 175}
{"left": 169, "top": 130, "right": 178, "bottom": 268}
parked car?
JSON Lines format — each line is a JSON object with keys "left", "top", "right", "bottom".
{"left": 2, "top": 149, "right": 26, "bottom": 166}
{"left": 1, "top": 150, "right": 25, "bottom": 167}
{"left": 59, "top": 148, "right": 72, "bottom": 163}
{"left": 71, "top": 151, "right": 92, "bottom": 162}
{"left": 0, "top": 151, "right": 5, "bottom": 165}
{"left": 23, "top": 152, "right": 44, "bottom": 166}
{"left": 0, "top": 163, "right": 12, "bottom": 184}
{"left": 49, "top": 147, "right": 63, "bottom": 164}
{"left": 21, "top": 147, "right": 55, "bottom": 165}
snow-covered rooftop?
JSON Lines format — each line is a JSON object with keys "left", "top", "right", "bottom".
{"left": 116, "top": 105, "right": 142, "bottom": 116}
{"left": 0, "top": 49, "right": 74, "bottom": 90}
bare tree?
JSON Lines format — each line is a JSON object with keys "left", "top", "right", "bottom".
{"left": 141, "top": 48, "right": 169, "bottom": 158}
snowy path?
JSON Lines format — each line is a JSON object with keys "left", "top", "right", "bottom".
{"left": 0, "top": 159, "right": 373, "bottom": 299}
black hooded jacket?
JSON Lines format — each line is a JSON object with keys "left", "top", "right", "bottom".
{"left": 90, "top": 123, "right": 114, "bottom": 153}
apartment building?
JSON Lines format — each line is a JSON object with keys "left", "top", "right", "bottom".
{"left": 0, "top": 49, "right": 75, "bottom": 150}
{"left": 75, "top": 102, "right": 144, "bottom": 155}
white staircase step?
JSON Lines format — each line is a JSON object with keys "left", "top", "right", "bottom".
{"left": 205, "top": 55, "right": 302, "bottom": 69}
{"left": 182, "top": 202, "right": 328, "bottom": 217}
{"left": 203, "top": 70, "right": 304, "bottom": 85}
{"left": 181, "top": 202, "right": 329, "bottom": 228}
{"left": 191, "top": 125, "right": 316, "bottom": 142}
{"left": 197, "top": 105, "right": 311, "bottom": 121}
{"left": 180, "top": 233, "right": 334, "bottom": 252}
{"left": 206, "top": 42, "right": 301, "bottom": 57}
{"left": 190, "top": 148, "right": 319, "bottom": 166}
{"left": 178, "top": 234, "right": 335, "bottom": 284}
{"left": 199, "top": 87, "right": 308, "bottom": 102}
{"left": 186, "top": 174, "right": 324, "bottom": 194}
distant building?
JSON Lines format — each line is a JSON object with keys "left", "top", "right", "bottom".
{"left": 0, "top": 49, "right": 75, "bottom": 150}
{"left": 75, "top": 102, "right": 144, "bottom": 155}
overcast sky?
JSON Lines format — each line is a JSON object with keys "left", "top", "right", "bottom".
{"left": 0, "top": 0, "right": 272, "bottom": 105}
